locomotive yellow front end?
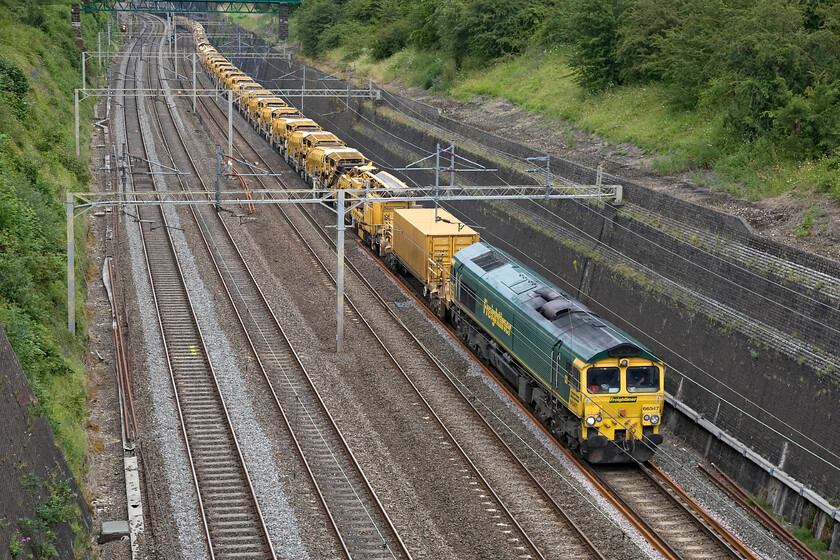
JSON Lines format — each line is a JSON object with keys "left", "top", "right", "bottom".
{"left": 575, "top": 357, "right": 664, "bottom": 463}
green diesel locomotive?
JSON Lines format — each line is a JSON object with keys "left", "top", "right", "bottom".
{"left": 450, "top": 242, "right": 664, "bottom": 463}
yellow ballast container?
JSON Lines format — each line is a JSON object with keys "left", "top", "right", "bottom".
{"left": 305, "top": 146, "right": 365, "bottom": 178}
{"left": 238, "top": 88, "right": 271, "bottom": 108}
{"left": 260, "top": 106, "right": 300, "bottom": 131}
{"left": 214, "top": 62, "right": 238, "bottom": 76}
{"left": 274, "top": 118, "right": 319, "bottom": 144}
{"left": 218, "top": 68, "right": 243, "bottom": 83}
{"left": 288, "top": 130, "right": 342, "bottom": 160}
{"left": 250, "top": 97, "right": 286, "bottom": 120}
{"left": 391, "top": 208, "right": 479, "bottom": 287}
{"left": 228, "top": 75, "right": 256, "bottom": 89}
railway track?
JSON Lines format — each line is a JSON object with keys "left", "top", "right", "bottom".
{"left": 176, "top": 38, "right": 611, "bottom": 560}
{"left": 97, "top": 16, "right": 816, "bottom": 560}
{"left": 583, "top": 462, "right": 753, "bottom": 560}
{"left": 155, "top": 25, "right": 412, "bottom": 560}
{"left": 347, "top": 217, "right": 768, "bottom": 560}
{"left": 119, "top": 18, "right": 275, "bottom": 559}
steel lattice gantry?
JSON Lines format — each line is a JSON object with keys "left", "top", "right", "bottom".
{"left": 81, "top": 0, "right": 299, "bottom": 13}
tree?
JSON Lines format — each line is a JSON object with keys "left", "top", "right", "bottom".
{"left": 564, "top": 0, "right": 630, "bottom": 91}
{"left": 616, "top": 0, "right": 684, "bottom": 83}
{"left": 436, "top": 0, "right": 539, "bottom": 67}
{"left": 295, "top": 0, "right": 344, "bottom": 55}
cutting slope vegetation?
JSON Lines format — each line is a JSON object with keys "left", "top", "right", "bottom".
{"left": 286, "top": 0, "right": 840, "bottom": 204}
{"left": 0, "top": 1, "right": 109, "bottom": 479}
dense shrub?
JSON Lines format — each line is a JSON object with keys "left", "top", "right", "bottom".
{"left": 370, "top": 18, "right": 412, "bottom": 60}
{"left": 290, "top": 0, "right": 840, "bottom": 177}
{"left": 562, "top": 0, "right": 629, "bottom": 90}
{"left": 0, "top": 0, "right": 108, "bottom": 483}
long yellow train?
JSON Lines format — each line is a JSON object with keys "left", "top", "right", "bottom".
{"left": 174, "top": 17, "right": 666, "bottom": 463}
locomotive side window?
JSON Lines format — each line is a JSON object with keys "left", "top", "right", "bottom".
{"left": 459, "top": 280, "right": 478, "bottom": 314}
{"left": 569, "top": 365, "right": 580, "bottom": 391}
{"left": 627, "top": 366, "right": 659, "bottom": 392}
{"left": 587, "top": 367, "right": 619, "bottom": 394}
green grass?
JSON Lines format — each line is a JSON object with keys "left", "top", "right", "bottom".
{"left": 791, "top": 527, "right": 835, "bottom": 558}
{"left": 344, "top": 48, "right": 451, "bottom": 90}
{"left": 226, "top": 12, "right": 279, "bottom": 43}
{"left": 453, "top": 51, "right": 709, "bottom": 151}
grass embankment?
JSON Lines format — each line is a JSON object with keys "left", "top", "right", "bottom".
{"left": 314, "top": 46, "right": 839, "bottom": 206}
{"left": 226, "top": 12, "right": 278, "bottom": 40}
{"left": 0, "top": 2, "right": 109, "bottom": 481}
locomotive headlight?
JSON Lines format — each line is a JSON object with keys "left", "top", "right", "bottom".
{"left": 650, "top": 414, "right": 660, "bottom": 425}
{"left": 586, "top": 416, "right": 597, "bottom": 427}
{"left": 596, "top": 415, "right": 602, "bottom": 423}
{"left": 644, "top": 414, "right": 650, "bottom": 422}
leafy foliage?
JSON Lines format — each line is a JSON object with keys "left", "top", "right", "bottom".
{"left": 563, "top": 0, "right": 629, "bottom": 90}
{"left": 291, "top": 0, "right": 840, "bottom": 191}
{"left": 0, "top": 0, "right": 109, "bottom": 480}
{"left": 14, "top": 474, "right": 78, "bottom": 559}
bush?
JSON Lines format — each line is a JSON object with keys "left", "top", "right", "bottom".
{"left": 0, "top": 57, "right": 29, "bottom": 98}
{"left": 436, "top": 0, "right": 541, "bottom": 67}
{"left": 563, "top": 0, "right": 630, "bottom": 91}
{"left": 294, "top": 0, "right": 338, "bottom": 56}
{"left": 0, "top": 1, "right": 107, "bottom": 484}
{"left": 370, "top": 19, "right": 412, "bottom": 61}
{"left": 289, "top": 0, "right": 840, "bottom": 175}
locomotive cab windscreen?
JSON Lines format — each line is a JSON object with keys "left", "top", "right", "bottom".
{"left": 585, "top": 362, "right": 661, "bottom": 394}
{"left": 586, "top": 367, "right": 619, "bottom": 394}
{"left": 626, "top": 365, "right": 660, "bottom": 392}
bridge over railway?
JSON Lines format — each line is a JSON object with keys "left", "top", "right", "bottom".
{"left": 81, "top": 0, "right": 300, "bottom": 13}
{"left": 81, "top": 0, "right": 299, "bottom": 41}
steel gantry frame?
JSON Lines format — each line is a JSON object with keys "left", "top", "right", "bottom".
{"left": 82, "top": 1, "right": 300, "bottom": 13}
{"left": 75, "top": 83, "right": 380, "bottom": 155}
{"left": 67, "top": 183, "right": 623, "bottom": 348}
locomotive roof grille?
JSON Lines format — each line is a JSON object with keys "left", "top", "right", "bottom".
{"left": 472, "top": 250, "right": 510, "bottom": 272}
{"left": 454, "top": 242, "right": 660, "bottom": 364}
{"left": 534, "top": 287, "right": 561, "bottom": 301}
